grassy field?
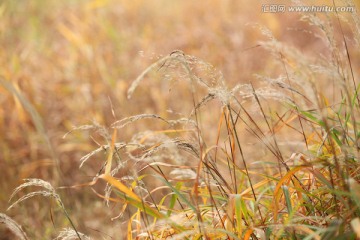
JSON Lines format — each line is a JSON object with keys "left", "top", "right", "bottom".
{"left": 1, "top": 0, "right": 360, "bottom": 239}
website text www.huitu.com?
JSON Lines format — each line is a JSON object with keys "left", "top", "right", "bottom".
{"left": 262, "top": 4, "right": 355, "bottom": 13}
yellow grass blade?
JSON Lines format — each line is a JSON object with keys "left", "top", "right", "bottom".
{"left": 240, "top": 174, "right": 280, "bottom": 196}
{"left": 234, "top": 195, "right": 243, "bottom": 238}
{"left": 136, "top": 209, "right": 141, "bottom": 234}
{"left": 244, "top": 228, "right": 254, "bottom": 240}
{"left": 273, "top": 166, "right": 306, "bottom": 223}
{"left": 99, "top": 174, "right": 140, "bottom": 201}
{"left": 127, "top": 219, "right": 132, "bottom": 240}
{"left": 99, "top": 174, "right": 164, "bottom": 219}
{"left": 128, "top": 211, "right": 140, "bottom": 240}
{"left": 292, "top": 174, "right": 304, "bottom": 214}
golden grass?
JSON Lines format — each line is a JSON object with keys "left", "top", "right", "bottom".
{"left": 1, "top": 0, "right": 360, "bottom": 239}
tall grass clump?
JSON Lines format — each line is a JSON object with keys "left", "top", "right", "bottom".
{"left": 4, "top": 0, "right": 360, "bottom": 239}
{"left": 68, "top": 8, "right": 360, "bottom": 237}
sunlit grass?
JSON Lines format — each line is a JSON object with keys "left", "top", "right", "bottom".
{"left": 1, "top": 0, "right": 359, "bottom": 239}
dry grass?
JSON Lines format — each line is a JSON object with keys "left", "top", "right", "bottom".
{"left": 1, "top": 0, "right": 360, "bottom": 239}
{"left": 0, "top": 213, "right": 28, "bottom": 240}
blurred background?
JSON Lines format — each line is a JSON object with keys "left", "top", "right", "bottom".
{"left": 0, "top": 0, "right": 358, "bottom": 238}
